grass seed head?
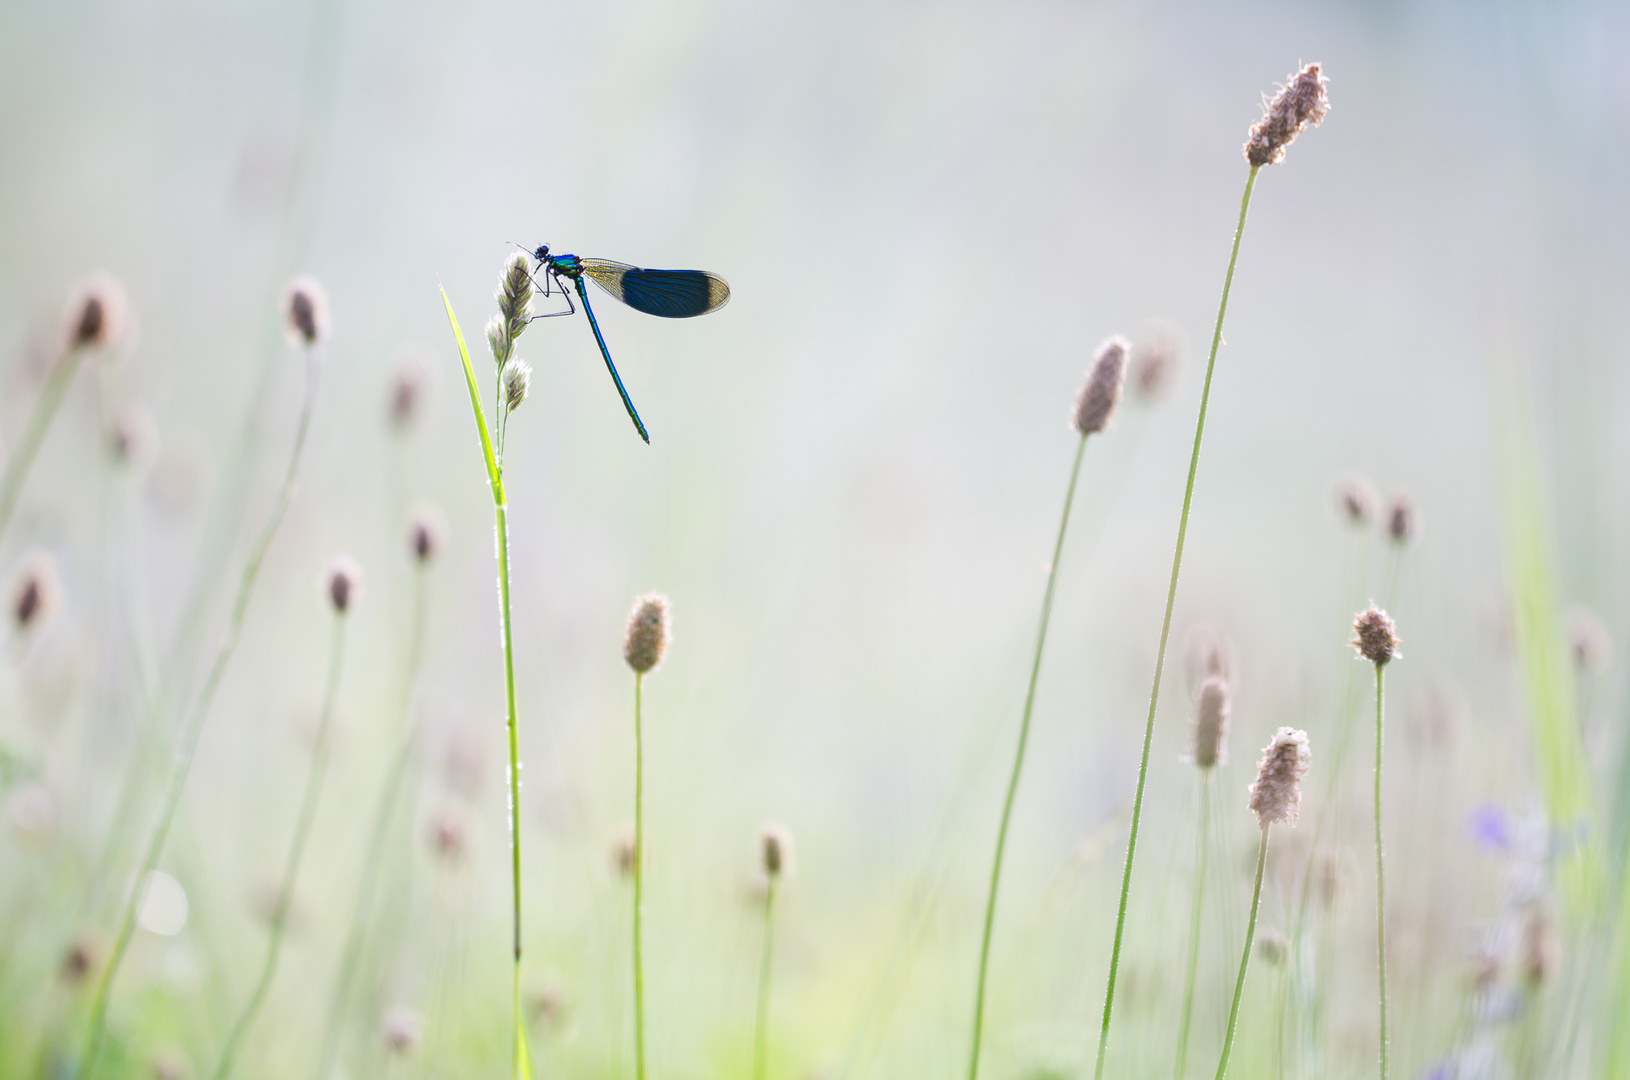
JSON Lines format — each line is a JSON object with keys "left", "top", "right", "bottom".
{"left": 1072, "top": 336, "right": 1129, "bottom": 435}
{"left": 610, "top": 824, "right": 636, "bottom": 877}
{"left": 60, "top": 936, "right": 97, "bottom": 984}
{"left": 1386, "top": 495, "right": 1415, "bottom": 545}
{"left": 63, "top": 272, "right": 128, "bottom": 353}
{"left": 486, "top": 313, "right": 511, "bottom": 366}
{"left": 1249, "top": 727, "right": 1311, "bottom": 828}
{"left": 389, "top": 351, "right": 429, "bottom": 431}
{"left": 281, "top": 275, "right": 330, "bottom": 347}
{"left": 1192, "top": 675, "right": 1231, "bottom": 769}
{"left": 1257, "top": 929, "right": 1289, "bottom": 966}
{"left": 623, "top": 592, "right": 671, "bottom": 674}
{"left": 10, "top": 553, "right": 59, "bottom": 633}
{"left": 1522, "top": 905, "right": 1555, "bottom": 987}
{"left": 382, "top": 1006, "right": 424, "bottom": 1055}
{"left": 1130, "top": 323, "right": 1183, "bottom": 402}
{"left": 1332, "top": 473, "right": 1377, "bottom": 528}
{"left": 409, "top": 504, "right": 445, "bottom": 564}
{"left": 496, "top": 252, "right": 534, "bottom": 340}
{"left": 106, "top": 400, "right": 157, "bottom": 466}
{"left": 1352, "top": 604, "right": 1400, "bottom": 666}
{"left": 761, "top": 821, "right": 794, "bottom": 879}
{"left": 325, "top": 554, "right": 362, "bottom": 614}
{"left": 502, "top": 357, "right": 532, "bottom": 415}
{"left": 1245, "top": 62, "right": 1330, "bottom": 167}
{"left": 1566, "top": 604, "right": 1613, "bottom": 675}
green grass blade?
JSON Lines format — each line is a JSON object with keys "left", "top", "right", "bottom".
{"left": 441, "top": 284, "right": 504, "bottom": 504}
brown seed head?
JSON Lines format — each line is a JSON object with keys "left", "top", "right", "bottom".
{"left": 609, "top": 824, "right": 636, "bottom": 877}
{"left": 623, "top": 592, "right": 671, "bottom": 674}
{"left": 1248, "top": 727, "right": 1311, "bottom": 828}
{"left": 63, "top": 273, "right": 129, "bottom": 352}
{"left": 1130, "top": 323, "right": 1183, "bottom": 402}
{"left": 1071, "top": 336, "right": 1129, "bottom": 435}
{"left": 496, "top": 252, "right": 534, "bottom": 347}
{"left": 502, "top": 357, "right": 532, "bottom": 414}
{"left": 1257, "top": 929, "right": 1289, "bottom": 966}
{"left": 388, "top": 348, "right": 431, "bottom": 431}
{"left": 1521, "top": 905, "right": 1555, "bottom": 987}
{"left": 409, "top": 504, "right": 444, "bottom": 564}
{"left": 107, "top": 401, "right": 158, "bottom": 466}
{"left": 1385, "top": 495, "right": 1415, "bottom": 545}
{"left": 282, "top": 275, "right": 330, "bottom": 347}
{"left": 1192, "top": 675, "right": 1231, "bottom": 769}
{"left": 10, "top": 554, "right": 60, "bottom": 633}
{"left": 1352, "top": 604, "right": 1400, "bottom": 666}
{"left": 325, "top": 555, "right": 363, "bottom": 614}
{"left": 61, "top": 937, "right": 97, "bottom": 984}
{"left": 1566, "top": 605, "right": 1613, "bottom": 675}
{"left": 1245, "top": 62, "right": 1330, "bottom": 167}
{"left": 761, "top": 821, "right": 794, "bottom": 879}
{"left": 1332, "top": 473, "right": 1377, "bottom": 528}
{"left": 428, "top": 807, "right": 467, "bottom": 862}
{"left": 381, "top": 1005, "right": 423, "bottom": 1055}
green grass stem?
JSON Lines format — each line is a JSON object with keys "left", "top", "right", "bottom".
{"left": 1373, "top": 663, "right": 1389, "bottom": 1080}
{"left": 966, "top": 431, "right": 1088, "bottom": 1080}
{"left": 316, "top": 561, "right": 430, "bottom": 1078}
{"left": 1093, "top": 163, "right": 1259, "bottom": 1080}
{"left": 1214, "top": 825, "right": 1270, "bottom": 1080}
{"left": 753, "top": 874, "right": 779, "bottom": 1080}
{"left": 634, "top": 671, "right": 649, "bottom": 1080}
{"left": 440, "top": 287, "right": 532, "bottom": 1080}
{"left": 78, "top": 345, "right": 322, "bottom": 1079}
{"left": 208, "top": 607, "right": 348, "bottom": 1080}
{"left": 1174, "top": 769, "right": 1212, "bottom": 1080}
{"left": 0, "top": 345, "right": 86, "bottom": 542}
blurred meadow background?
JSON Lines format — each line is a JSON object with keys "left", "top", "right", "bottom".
{"left": 3, "top": 0, "right": 1630, "bottom": 1078}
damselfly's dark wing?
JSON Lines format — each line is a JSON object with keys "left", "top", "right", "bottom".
{"left": 580, "top": 258, "right": 730, "bottom": 319}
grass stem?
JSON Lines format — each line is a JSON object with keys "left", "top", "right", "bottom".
{"left": 967, "top": 431, "right": 1089, "bottom": 1080}
{"left": 316, "top": 562, "right": 430, "bottom": 1078}
{"left": 1093, "top": 163, "right": 1260, "bottom": 1080}
{"left": 208, "top": 608, "right": 348, "bottom": 1079}
{"left": 753, "top": 876, "right": 780, "bottom": 1080}
{"left": 1214, "top": 825, "right": 1270, "bottom": 1080}
{"left": 0, "top": 345, "right": 86, "bottom": 542}
{"left": 633, "top": 670, "right": 648, "bottom": 1080}
{"left": 78, "top": 345, "right": 322, "bottom": 1079}
{"left": 1373, "top": 663, "right": 1389, "bottom": 1080}
{"left": 1174, "top": 769, "right": 1213, "bottom": 1080}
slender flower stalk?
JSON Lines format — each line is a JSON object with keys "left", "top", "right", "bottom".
{"left": 209, "top": 558, "right": 358, "bottom": 1080}
{"left": 316, "top": 509, "right": 440, "bottom": 1079}
{"left": 1215, "top": 728, "right": 1312, "bottom": 1080}
{"left": 79, "top": 279, "right": 328, "bottom": 1078}
{"left": 624, "top": 592, "right": 671, "bottom": 1080}
{"left": 753, "top": 823, "right": 793, "bottom": 1080}
{"left": 441, "top": 259, "right": 535, "bottom": 1080}
{"left": 0, "top": 274, "right": 128, "bottom": 542}
{"left": 1093, "top": 63, "right": 1328, "bottom": 1080}
{"left": 967, "top": 337, "right": 1127, "bottom": 1080}
{"left": 1175, "top": 676, "right": 1231, "bottom": 1079}
{"left": 1353, "top": 604, "right": 1400, "bottom": 1080}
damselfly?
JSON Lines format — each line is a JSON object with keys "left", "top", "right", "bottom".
{"left": 527, "top": 244, "right": 730, "bottom": 443}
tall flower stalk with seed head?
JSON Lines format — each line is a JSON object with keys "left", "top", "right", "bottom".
{"left": 754, "top": 822, "right": 793, "bottom": 1080}
{"left": 440, "top": 251, "right": 536, "bottom": 1080}
{"left": 1092, "top": 63, "right": 1328, "bottom": 1080}
{"left": 0, "top": 274, "right": 128, "bottom": 543}
{"left": 209, "top": 557, "right": 360, "bottom": 1080}
{"left": 316, "top": 508, "right": 442, "bottom": 1079}
{"left": 78, "top": 276, "right": 330, "bottom": 1079}
{"left": 1215, "top": 728, "right": 1312, "bottom": 1080}
{"left": 1175, "top": 675, "right": 1231, "bottom": 1079}
{"left": 966, "top": 337, "right": 1127, "bottom": 1080}
{"left": 624, "top": 592, "right": 671, "bottom": 1080}
{"left": 1353, "top": 604, "right": 1400, "bottom": 1080}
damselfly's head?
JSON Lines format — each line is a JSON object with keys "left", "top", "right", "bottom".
{"left": 532, "top": 244, "right": 551, "bottom": 263}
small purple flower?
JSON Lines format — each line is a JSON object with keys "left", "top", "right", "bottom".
{"left": 1466, "top": 803, "right": 1511, "bottom": 854}
{"left": 1419, "top": 1061, "right": 1455, "bottom": 1080}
